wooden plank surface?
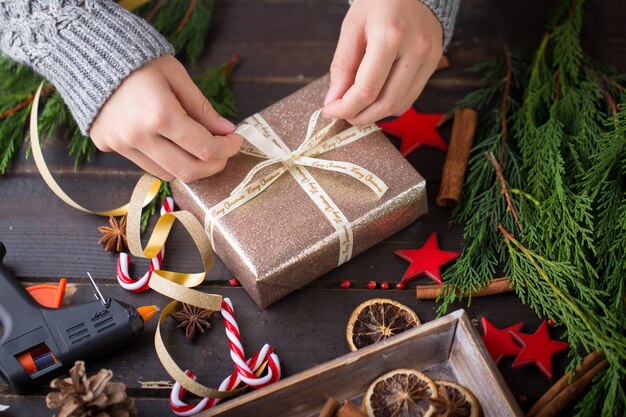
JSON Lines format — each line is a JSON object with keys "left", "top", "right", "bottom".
{"left": 1, "top": 0, "right": 624, "bottom": 415}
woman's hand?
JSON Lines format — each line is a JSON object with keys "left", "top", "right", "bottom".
{"left": 90, "top": 55, "right": 243, "bottom": 182}
{"left": 323, "top": 0, "right": 443, "bottom": 125}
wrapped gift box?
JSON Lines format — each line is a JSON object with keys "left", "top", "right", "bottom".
{"left": 171, "top": 75, "right": 428, "bottom": 307}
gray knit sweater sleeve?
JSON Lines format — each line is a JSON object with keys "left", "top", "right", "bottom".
{"left": 419, "top": 0, "right": 460, "bottom": 50}
{"left": 0, "top": 0, "right": 174, "bottom": 134}
{"left": 349, "top": 0, "right": 460, "bottom": 50}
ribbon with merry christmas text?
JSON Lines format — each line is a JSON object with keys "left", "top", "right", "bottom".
{"left": 205, "top": 110, "right": 388, "bottom": 266}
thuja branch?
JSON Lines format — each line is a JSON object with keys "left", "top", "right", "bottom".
{"left": 0, "top": 85, "right": 55, "bottom": 120}
{"left": 485, "top": 151, "right": 522, "bottom": 232}
{"left": 439, "top": 1, "right": 625, "bottom": 414}
{"left": 499, "top": 223, "right": 626, "bottom": 366}
{"left": 437, "top": 47, "right": 526, "bottom": 313}
{"left": 175, "top": 0, "right": 197, "bottom": 33}
{"left": 499, "top": 44, "right": 512, "bottom": 164}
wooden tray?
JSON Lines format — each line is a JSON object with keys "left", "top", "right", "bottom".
{"left": 198, "top": 309, "right": 522, "bottom": 417}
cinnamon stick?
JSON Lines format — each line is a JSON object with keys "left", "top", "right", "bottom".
{"left": 534, "top": 359, "right": 608, "bottom": 417}
{"left": 436, "top": 108, "right": 478, "bottom": 207}
{"left": 416, "top": 277, "right": 513, "bottom": 300}
{"left": 319, "top": 397, "right": 340, "bottom": 417}
{"left": 336, "top": 400, "right": 367, "bottom": 417}
{"left": 526, "top": 351, "right": 606, "bottom": 417}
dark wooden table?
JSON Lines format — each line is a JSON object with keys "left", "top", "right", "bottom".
{"left": 1, "top": 0, "right": 623, "bottom": 415}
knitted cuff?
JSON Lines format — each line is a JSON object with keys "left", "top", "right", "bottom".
{"left": 1, "top": 1, "right": 174, "bottom": 134}
{"left": 346, "top": 0, "right": 460, "bottom": 51}
{"left": 419, "top": 0, "right": 460, "bottom": 50}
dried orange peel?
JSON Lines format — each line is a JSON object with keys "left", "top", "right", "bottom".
{"left": 346, "top": 298, "right": 420, "bottom": 351}
{"left": 430, "top": 380, "right": 482, "bottom": 417}
{"left": 363, "top": 368, "right": 438, "bottom": 417}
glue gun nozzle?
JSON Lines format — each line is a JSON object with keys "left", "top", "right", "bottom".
{"left": 137, "top": 305, "right": 159, "bottom": 323}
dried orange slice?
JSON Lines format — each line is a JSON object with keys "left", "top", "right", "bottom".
{"left": 346, "top": 298, "right": 420, "bottom": 351}
{"left": 363, "top": 368, "right": 438, "bottom": 417}
{"left": 429, "top": 380, "right": 481, "bottom": 417}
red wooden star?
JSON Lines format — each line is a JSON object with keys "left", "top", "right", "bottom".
{"left": 510, "top": 320, "right": 569, "bottom": 378}
{"left": 394, "top": 233, "right": 460, "bottom": 285}
{"left": 481, "top": 317, "right": 524, "bottom": 365}
{"left": 377, "top": 108, "right": 447, "bottom": 157}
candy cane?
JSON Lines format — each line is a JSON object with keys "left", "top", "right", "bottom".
{"left": 169, "top": 298, "right": 282, "bottom": 415}
{"left": 116, "top": 197, "right": 174, "bottom": 292}
{"left": 221, "top": 298, "right": 280, "bottom": 387}
{"left": 170, "top": 345, "right": 280, "bottom": 416}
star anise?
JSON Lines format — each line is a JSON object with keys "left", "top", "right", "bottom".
{"left": 98, "top": 215, "right": 128, "bottom": 252}
{"left": 171, "top": 303, "right": 214, "bottom": 339}
{"left": 429, "top": 384, "right": 471, "bottom": 417}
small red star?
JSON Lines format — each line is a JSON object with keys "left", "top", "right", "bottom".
{"left": 394, "top": 233, "right": 460, "bottom": 285}
{"left": 481, "top": 317, "right": 524, "bottom": 365}
{"left": 510, "top": 320, "right": 569, "bottom": 378}
{"left": 377, "top": 108, "right": 447, "bottom": 157}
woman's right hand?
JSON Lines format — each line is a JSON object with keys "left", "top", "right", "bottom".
{"left": 90, "top": 55, "right": 243, "bottom": 183}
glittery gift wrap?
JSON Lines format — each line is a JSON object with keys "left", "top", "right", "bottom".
{"left": 171, "top": 76, "right": 428, "bottom": 308}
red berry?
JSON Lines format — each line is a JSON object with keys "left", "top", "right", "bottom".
{"left": 367, "top": 280, "right": 377, "bottom": 290}
{"left": 340, "top": 280, "right": 351, "bottom": 289}
{"left": 380, "top": 282, "right": 390, "bottom": 290}
{"left": 396, "top": 282, "right": 406, "bottom": 290}
{"left": 548, "top": 319, "right": 555, "bottom": 327}
{"left": 518, "top": 395, "right": 528, "bottom": 404}
{"left": 229, "top": 278, "right": 239, "bottom": 287}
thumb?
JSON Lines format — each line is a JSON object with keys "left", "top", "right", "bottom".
{"left": 165, "top": 60, "right": 236, "bottom": 135}
{"left": 325, "top": 21, "right": 365, "bottom": 106}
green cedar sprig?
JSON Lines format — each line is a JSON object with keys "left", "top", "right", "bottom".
{"left": 139, "top": 0, "right": 214, "bottom": 62}
{"left": 439, "top": 0, "right": 626, "bottom": 415}
{"left": 0, "top": 58, "right": 43, "bottom": 173}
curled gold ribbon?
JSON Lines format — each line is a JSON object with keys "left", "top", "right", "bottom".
{"left": 206, "top": 109, "right": 388, "bottom": 266}
{"left": 29, "top": 82, "right": 246, "bottom": 399}
{"left": 29, "top": 83, "right": 160, "bottom": 216}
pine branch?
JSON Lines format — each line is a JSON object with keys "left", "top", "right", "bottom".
{"left": 499, "top": 44, "right": 512, "bottom": 164}
{"left": 514, "top": 1, "right": 597, "bottom": 280}
{"left": 485, "top": 151, "right": 522, "bottom": 232}
{"left": 141, "top": 181, "right": 171, "bottom": 231}
{"left": 142, "top": 0, "right": 213, "bottom": 61}
{"left": 440, "top": 1, "right": 626, "bottom": 414}
{"left": 499, "top": 223, "right": 626, "bottom": 417}
{"left": 192, "top": 53, "right": 239, "bottom": 120}
{"left": 437, "top": 48, "right": 527, "bottom": 312}
{"left": 0, "top": 85, "right": 55, "bottom": 119}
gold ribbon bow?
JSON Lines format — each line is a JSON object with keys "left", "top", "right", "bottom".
{"left": 206, "top": 109, "right": 388, "bottom": 266}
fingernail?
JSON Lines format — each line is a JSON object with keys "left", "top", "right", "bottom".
{"left": 324, "top": 84, "right": 339, "bottom": 106}
{"left": 219, "top": 116, "right": 236, "bottom": 131}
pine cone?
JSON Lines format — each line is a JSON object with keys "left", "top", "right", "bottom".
{"left": 46, "top": 361, "right": 137, "bottom": 417}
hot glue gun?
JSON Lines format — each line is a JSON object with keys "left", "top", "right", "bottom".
{"left": 0, "top": 242, "right": 158, "bottom": 394}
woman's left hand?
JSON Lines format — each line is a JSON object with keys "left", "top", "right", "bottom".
{"left": 323, "top": 0, "right": 443, "bottom": 125}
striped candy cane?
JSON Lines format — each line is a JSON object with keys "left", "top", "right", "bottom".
{"left": 169, "top": 345, "right": 280, "bottom": 416}
{"left": 116, "top": 197, "right": 174, "bottom": 292}
{"left": 221, "top": 298, "right": 280, "bottom": 387}
{"left": 169, "top": 298, "right": 281, "bottom": 415}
